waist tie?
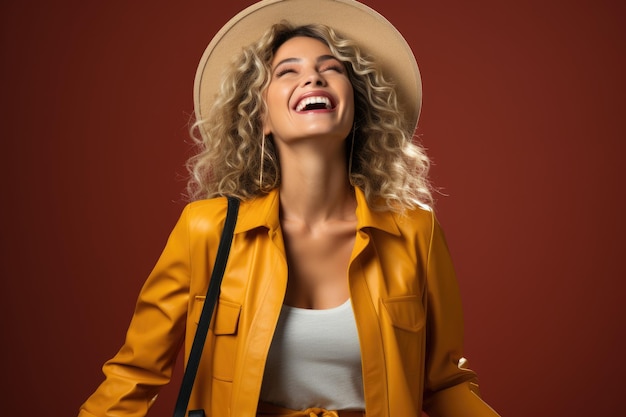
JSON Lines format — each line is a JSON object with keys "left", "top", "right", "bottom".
{"left": 257, "top": 401, "right": 365, "bottom": 417}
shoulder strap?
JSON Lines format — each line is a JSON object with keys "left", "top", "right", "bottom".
{"left": 173, "top": 196, "right": 240, "bottom": 417}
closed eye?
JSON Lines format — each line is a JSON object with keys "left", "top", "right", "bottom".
{"left": 275, "top": 67, "right": 297, "bottom": 77}
{"left": 321, "top": 64, "right": 344, "bottom": 74}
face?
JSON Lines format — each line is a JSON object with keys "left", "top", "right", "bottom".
{"left": 262, "top": 36, "right": 354, "bottom": 145}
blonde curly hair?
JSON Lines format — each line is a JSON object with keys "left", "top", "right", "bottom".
{"left": 187, "top": 22, "right": 433, "bottom": 211}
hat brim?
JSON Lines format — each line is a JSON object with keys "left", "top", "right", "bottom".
{"left": 194, "top": 0, "right": 421, "bottom": 133}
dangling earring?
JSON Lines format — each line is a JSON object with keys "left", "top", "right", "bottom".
{"left": 259, "top": 134, "right": 266, "bottom": 191}
{"left": 348, "top": 125, "right": 356, "bottom": 186}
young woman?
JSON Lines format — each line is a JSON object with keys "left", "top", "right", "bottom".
{"left": 79, "top": 1, "right": 499, "bottom": 416}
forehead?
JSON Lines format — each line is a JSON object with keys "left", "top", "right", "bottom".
{"left": 271, "top": 36, "right": 333, "bottom": 64}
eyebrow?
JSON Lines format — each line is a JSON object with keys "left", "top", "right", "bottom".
{"left": 273, "top": 54, "right": 339, "bottom": 70}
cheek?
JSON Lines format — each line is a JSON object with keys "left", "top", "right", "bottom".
{"left": 264, "top": 85, "right": 286, "bottom": 114}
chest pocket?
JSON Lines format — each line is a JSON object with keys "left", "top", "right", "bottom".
{"left": 381, "top": 295, "right": 425, "bottom": 332}
{"left": 380, "top": 295, "right": 426, "bottom": 384}
{"left": 194, "top": 296, "right": 241, "bottom": 335}
{"left": 194, "top": 296, "right": 242, "bottom": 382}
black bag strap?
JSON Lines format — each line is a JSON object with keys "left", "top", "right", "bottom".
{"left": 173, "top": 196, "right": 240, "bottom": 417}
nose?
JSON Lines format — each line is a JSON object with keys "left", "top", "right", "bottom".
{"left": 302, "top": 70, "right": 326, "bottom": 87}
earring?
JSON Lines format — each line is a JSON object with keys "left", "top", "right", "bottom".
{"left": 259, "top": 134, "right": 266, "bottom": 190}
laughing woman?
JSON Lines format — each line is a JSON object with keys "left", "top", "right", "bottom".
{"left": 78, "top": 1, "right": 499, "bottom": 416}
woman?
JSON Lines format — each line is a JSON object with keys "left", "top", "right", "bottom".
{"left": 79, "top": 1, "right": 499, "bottom": 416}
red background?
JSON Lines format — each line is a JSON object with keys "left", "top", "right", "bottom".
{"left": 1, "top": 0, "right": 624, "bottom": 415}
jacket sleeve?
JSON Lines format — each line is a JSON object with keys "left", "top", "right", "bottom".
{"left": 421, "top": 215, "right": 500, "bottom": 417}
{"left": 78, "top": 204, "right": 193, "bottom": 417}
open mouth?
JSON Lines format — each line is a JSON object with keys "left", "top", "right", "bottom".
{"left": 295, "top": 96, "right": 335, "bottom": 112}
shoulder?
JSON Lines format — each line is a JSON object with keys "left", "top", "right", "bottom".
{"left": 392, "top": 204, "right": 436, "bottom": 238}
{"left": 389, "top": 204, "right": 454, "bottom": 260}
{"left": 181, "top": 194, "right": 272, "bottom": 236}
{"left": 186, "top": 196, "right": 229, "bottom": 214}
{"left": 180, "top": 196, "right": 230, "bottom": 235}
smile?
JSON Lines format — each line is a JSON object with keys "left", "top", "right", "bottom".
{"left": 295, "top": 95, "right": 336, "bottom": 112}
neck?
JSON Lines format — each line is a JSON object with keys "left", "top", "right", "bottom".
{"left": 277, "top": 140, "right": 356, "bottom": 225}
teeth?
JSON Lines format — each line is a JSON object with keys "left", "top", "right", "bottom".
{"left": 296, "top": 96, "right": 332, "bottom": 112}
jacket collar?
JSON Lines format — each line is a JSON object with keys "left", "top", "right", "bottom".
{"left": 234, "top": 187, "right": 401, "bottom": 236}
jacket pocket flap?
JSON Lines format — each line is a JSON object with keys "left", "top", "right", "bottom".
{"left": 213, "top": 299, "right": 242, "bottom": 335}
{"left": 194, "top": 296, "right": 242, "bottom": 335}
{"left": 382, "top": 295, "right": 425, "bottom": 332}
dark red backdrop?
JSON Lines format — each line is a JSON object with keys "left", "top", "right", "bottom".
{"left": 1, "top": 0, "right": 624, "bottom": 415}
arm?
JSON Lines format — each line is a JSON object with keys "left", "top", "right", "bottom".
{"left": 422, "top": 215, "right": 500, "bottom": 417}
{"left": 78, "top": 205, "right": 193, "bottom": 417}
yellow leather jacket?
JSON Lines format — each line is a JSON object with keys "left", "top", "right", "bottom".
{"left": 79, "top": 188, "right": 499, "bottom": 417}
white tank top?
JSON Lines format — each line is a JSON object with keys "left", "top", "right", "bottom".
{"left": 259, "top": 299, "right": 365, "bottom": 410}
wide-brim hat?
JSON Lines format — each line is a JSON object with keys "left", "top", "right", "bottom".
{"left": 194, "top": 0, "right": 422, "bottom": 133}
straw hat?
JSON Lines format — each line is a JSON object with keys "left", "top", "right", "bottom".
{"left": 194, "top": 0, "right": 422, "bottom": 133}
